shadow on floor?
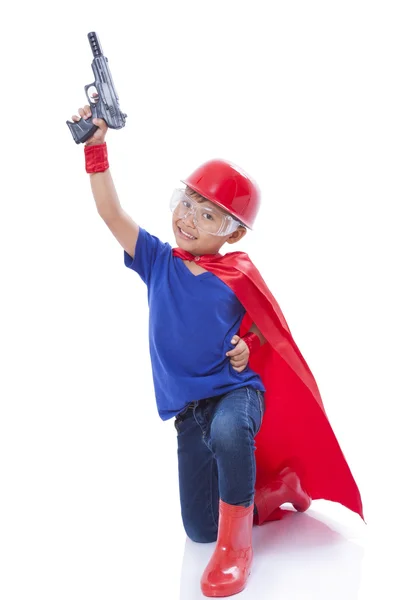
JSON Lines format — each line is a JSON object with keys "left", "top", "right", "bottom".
{"left": 179, "top": 508, "right": 364, "bottom": 599}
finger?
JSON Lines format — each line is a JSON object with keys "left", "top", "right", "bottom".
{"left": 226, "top": 341, "right": 245, "bottom": 356}
{"left": 227, "top": 345, "right": 247, "bottom": 357}
{"left": 226, "top": 348, "right": 241, "bottom": 357}
{"left": 229, "top": 352, "right": 247, "bottom": 363}
{"left": 232, "top": 364, "right": 246, "bottom": 373}
{"left": 77, "top": 107, "right": 90, "bottom": 120}
{"left": 78, "top": 105, "right": 93, "bottom": 120}
{"left": 230, "top": 357, "right": 247, "bottom": 367}
{"left": 228, "top": 353, "right": 248, "bottom": 364}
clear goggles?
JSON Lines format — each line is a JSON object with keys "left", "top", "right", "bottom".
{"left": 169, "top": 188, "right": 242, "bottom": 236}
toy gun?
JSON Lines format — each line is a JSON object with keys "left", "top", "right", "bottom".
{"left": 66, "top": 32, "right": 127, "bottom": 144}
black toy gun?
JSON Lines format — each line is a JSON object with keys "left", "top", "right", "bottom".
{"left": 66, "top": 32, "right": 127, "bottom": 144}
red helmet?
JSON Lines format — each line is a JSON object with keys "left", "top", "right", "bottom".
{"left": 181, "top": 158, "right": 261, "bottom": 229}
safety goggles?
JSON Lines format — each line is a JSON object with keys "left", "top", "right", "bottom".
{"left": 169, "top": 188, "right": 242, "bottom": 236}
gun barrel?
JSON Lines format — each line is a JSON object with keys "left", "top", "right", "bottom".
{"left": 88, "top": 32, "right": 104, "bottom": 57}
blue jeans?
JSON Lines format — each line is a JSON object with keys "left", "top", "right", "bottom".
{"left": 174, "top": 385, "right": 265, "bottom": 543}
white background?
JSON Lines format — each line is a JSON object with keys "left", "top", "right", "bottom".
{"left": 1, "top": 1, "right": 399, "bottom": 598}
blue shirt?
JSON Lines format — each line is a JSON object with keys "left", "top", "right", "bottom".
{"left": 124, "top": 227, "right": 265, "bottom": 420}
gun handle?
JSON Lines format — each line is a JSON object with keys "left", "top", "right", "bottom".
{"left": 66, "top": 115, "right": 99, "bottom": 144}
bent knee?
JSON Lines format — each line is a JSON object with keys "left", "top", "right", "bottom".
{"left": 186, "top": 528, "right": 217, "bottom": 544}
{"left": 183, "top": 519, "right": 218, "bottom": 543}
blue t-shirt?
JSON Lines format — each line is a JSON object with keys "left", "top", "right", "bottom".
{"left": 124, "top": 227, "right": 265, "bottom": 420}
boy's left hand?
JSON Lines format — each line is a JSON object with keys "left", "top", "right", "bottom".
{"left": 226, "top": 335, "right": 250, "bottom": 372}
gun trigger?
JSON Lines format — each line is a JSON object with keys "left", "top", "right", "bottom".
{"left": 84, "top": 82, "right": 99, "bottom": 106}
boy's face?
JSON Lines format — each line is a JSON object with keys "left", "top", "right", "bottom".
{"left": 172, "top": 187, "right": 247, "bottom": 255}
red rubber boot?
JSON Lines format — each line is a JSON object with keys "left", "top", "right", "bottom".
{"left": 254, "top": 466, "right": 311, "bottom": 525}
{"left": 201, "top": 500, "right": 254, "bottom": 597}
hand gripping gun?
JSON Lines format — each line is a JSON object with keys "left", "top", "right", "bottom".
{"left": 66, "top": 32, "right": 127, "bottom": 144}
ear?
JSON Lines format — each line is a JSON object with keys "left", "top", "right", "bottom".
{"left": 226, "top": 226, "right": 247, "bottom": 245}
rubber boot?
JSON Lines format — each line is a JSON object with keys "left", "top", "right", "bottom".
{"left": 254, "top": 466, "right": 311, "bottom": 525}
{"left": 201, "top": 500, "right": 254, "bottom": 597}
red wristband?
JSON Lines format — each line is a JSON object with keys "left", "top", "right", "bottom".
{"left": 242, "top": 331, "right": 262, "bottom": 355}
{"left": 84, "top": 142, "right": 109, "bottom": 173}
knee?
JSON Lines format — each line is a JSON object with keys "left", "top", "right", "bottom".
{"left": 185, "top": 526, "right": 218, "bottom": 544}
{"left": 182, "top": 513, "right": 218, "bottom": 543}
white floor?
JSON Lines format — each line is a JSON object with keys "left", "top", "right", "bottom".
{"left": 178, "top": 501, "right": 392, "bottom": 600}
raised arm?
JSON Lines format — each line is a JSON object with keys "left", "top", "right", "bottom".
{"left": 88, "top": 169, "right": 139, "bottom": 258}
{"left": 71, "top": 100, "right": 139, "bottom": 258}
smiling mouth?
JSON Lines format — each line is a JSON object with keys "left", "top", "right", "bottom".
{"left": 178, "top": 226, "right": 197, "bottom": 240}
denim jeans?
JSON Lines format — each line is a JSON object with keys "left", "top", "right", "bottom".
{"left": 174, "top": 385, "right": 265, "bottom": 543}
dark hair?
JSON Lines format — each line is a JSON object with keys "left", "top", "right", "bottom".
{"left": 185, "top": 186, "right": 247, "bottom": 228}
{"left": 234, "top": 218, "right": 247, "bottom": 229}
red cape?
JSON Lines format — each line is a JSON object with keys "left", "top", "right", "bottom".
{"left": 172, "top": 247, "right": 364, "bottom": 520}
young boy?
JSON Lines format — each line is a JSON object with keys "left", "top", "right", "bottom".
{"left": 71, "top": 104, "right": 363, "bottom": 598}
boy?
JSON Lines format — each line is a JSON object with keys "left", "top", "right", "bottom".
{"left": 71, "top": 104, "right": 363, "bottom": 598}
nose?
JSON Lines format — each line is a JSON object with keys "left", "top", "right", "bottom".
{"left": 181, "top": 209, "right": 196, "bottom": 229}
